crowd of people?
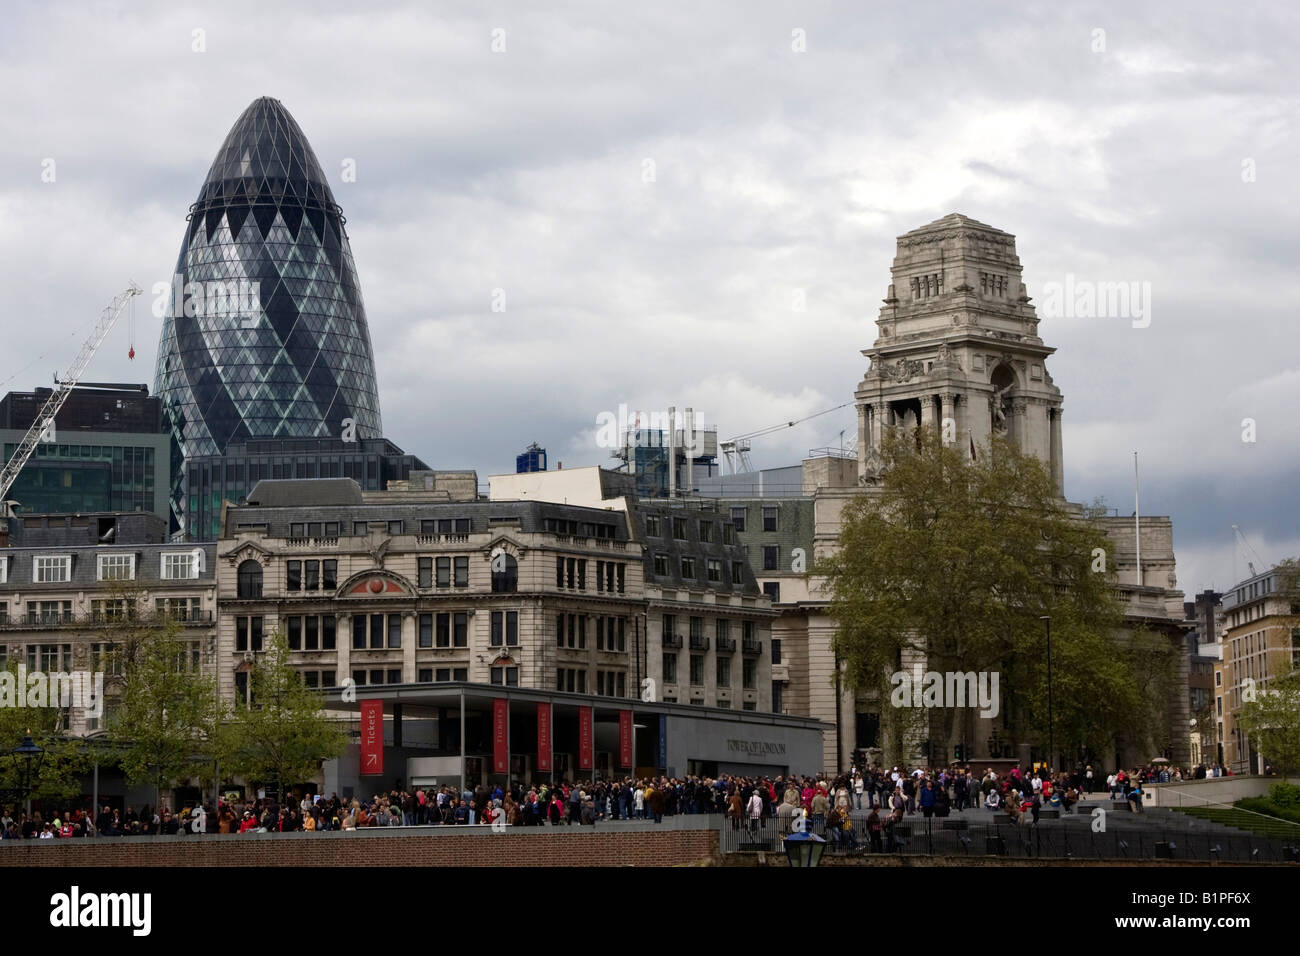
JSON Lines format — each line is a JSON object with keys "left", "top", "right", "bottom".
{"left": 1, "top": 760, "right": 1211, "bottom": 840}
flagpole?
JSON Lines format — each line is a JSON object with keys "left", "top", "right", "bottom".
{"left": 1134, "top": 452, "right": 1141, "bottom": 587}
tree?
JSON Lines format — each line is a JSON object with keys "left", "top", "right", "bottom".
{"left": 215, "top": 633, "right": 347, "bottom": 798}
{"left": 108, "top": 622, "right": 222, "bottom": 808}
{"left": 819, "top": 427, "right": 1177, "bottom": 766}
{"left": 1238, "top": 669, "right": 1300, "bottom": 777}
{"left": 0, "top": 660, "right": 87, "bottom": 807}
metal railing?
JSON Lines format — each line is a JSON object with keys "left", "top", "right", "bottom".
{"left": 0, "top": 609, "right": 214, "bottom": 629}
{"left": 718, "top": 809, "right": 1300, "bottom": 862}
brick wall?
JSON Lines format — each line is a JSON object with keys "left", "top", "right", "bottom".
{"left": 0, "top": 826, "right": 719, "bottom": 868}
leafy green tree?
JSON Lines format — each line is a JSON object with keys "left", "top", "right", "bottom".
{"left": 0, "top": 660, "right": 87, "bottom": 807}
{"left": 108, "top": 622, "right": 222, "bottom": 807}
{"left": 1238, "top": 669, "right": 1300, "bottom": 777}
{"left": 215, "top": 633, "right": 347, "bottom": 798}
{"left": 820, "top": 427, "right": 1177, "bottom": 766}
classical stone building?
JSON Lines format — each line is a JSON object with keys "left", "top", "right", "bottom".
{"left": 1216, "top": 568, "right": 1299, "bottom": 773}
{"left": 216, "top": 470, "right": 776, "bottom": 782}
{"left": 702, "top": 214, "right": 1190, "bottom": 772}
{"left": 0, "top": 511, "right": 217, "bottom": 737}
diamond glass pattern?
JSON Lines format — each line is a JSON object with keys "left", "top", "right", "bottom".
{"left": 154, "top": 98, "right": 383, "bottom": 528}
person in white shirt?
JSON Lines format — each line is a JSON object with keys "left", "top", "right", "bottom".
{"left": 853, "top": 773, "right": 865, "bottom": 810}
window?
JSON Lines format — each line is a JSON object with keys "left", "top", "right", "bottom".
{"left": 763, "top": 582, "right": 781, "bottom": 602}
{"left": 307, "top": 522, "right": 322, "bottom": 538}
{"left": 453, "top": 612, "right": 468, "bottom": 647}
{"left": 743, "top": 658, "right": 757, "bottom": 689}
{"left": 742, "top": 700, "right": 756, "bottom": 711}
{"left": 731, "top": 561, "right": 744, "bottom": 585}
{"left": 716, "top": 699, "right": 730, "bottom": 710}
{"left": 762, "top": 506, "right": 778, "bottom": 532}
{"left": 453, "top": 667, "right": 468, "bottom": 682}
{"left": 436, "top": 557, "right": 451, "bottom": 588}
{"left": 303, "top": 671, "right": 319, "bottom": 688}
{"left": 436, "top": 668, "right": 451, "bottom": 682}
{"left": 287, "top": 616, "right": 302, "bottom": 650}
{"left": 645, "top": 515, "right": 660, "bottom": 537}
{"left": 325, "top": 522, "right": 338, "bottom": 537}
{"left": 161, "top": 552, "right": 199, "bottom": 580}
{"left": 773, "top": 683, "right": 784, "bottom": 714}
{"left": 454, "top": 556, "right": 469, "bottom": 587}
{"left": 353, "top": 521, "right": 368, "bottom": 536}
{"left": 370, "top": 669, "right": 386, "bottom": 686}
{"left": 690, "top": 655, "right": 704, "bottom": 686}
{"left": 156, "top": 597, "right": 201, "bottom": 621}
{"left": 436, "top": 613, "right": 451, "bottom": 647}
{"left": 304, "top": 561, "right": 320, "bottom": 591}
{"left": 491, "top": 665, "right": 518, "bottom": 687}
{"left": 388, "top": 520, "right": 404, "bottom": 535}
{"left": 34, "top": 555, "right": 71, "bottom": 583}
{"left": 0, "top": 556, "right": 7, "bottom": 584}
{"left": 716, "top": 656, "right": 731, "bottom": 687}
{"left": 291, "top": 523, "right": 305, "bottom": 538}
{"left": 236, "top": 616, "right": 264, "bottom": 652}
{"left": 700, "top": 521, "right": 713, "bottom": 544}
{"left": 673, "top": 518, "right": 688, "bottom": 540}
{"left": 286, "top": 561, "right": 302, "bottom": 591}
{"left": 305, "top": 616, "right": 319, "bottom": 650}
{"left": 370, "top": 614, "right": 384, "bottom": 649}
{"left": 388, "top": 614, "right": 402, "bottom": 648}
{"left": 492, "top": 554, "right": 518, "bottom": 592}
{"left": 707, "top": 559, "right": 722, "bottom": 583}
{"left": 97, "top": 553, "right": 135, "bottom": 581}
{"left": 617, "top": 564, "right": 625, "bottom": 593}
{"left": 419, "top": 614, "right": 433, "bottom": 648}
{"left": 723, "top": 524, "right": 734, "bottom": 545}
{"left": 418, "top": 668, "right": 433, "bottom": 683}
{"left": 654, "top": 553, "right": 669, "bottom": 575}
{"left": 30, "top": 600, "right": 71, "bottom": 625}
{"left": 663, "top": 653, "right": 677, "bottom": 684}
{"left": 731, "top": 506, "right": 746, "bottom": 532}
{"left": 352, "top": 616, "right": 366, "bottom": 649}
{"left": 681, "top": 556, "right": 696, "bottom": 579}
{"left": 578, "top": 616, "right": 587, "bottom": 649}
{"left": 490, "top": 611, "right": 519, "bottom": 646}
{"left": 387, "top": 668, "right": 402, "bottom": 684}
{"left": 762, "top": 545, "right": 779, "bottom": 571}
{"left": 323, "top": 560, "right": 337, "bottom": 590}
{"left": 577, "top": 559, "right": 586, "bottom": 590}
{"left": 237, "top": 560, "right": 262, "bottom": 598}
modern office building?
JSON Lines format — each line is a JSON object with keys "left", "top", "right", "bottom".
{"left": 155, "top": 96, "right": 385, "bottom": 530}
{"left": 1184, "top": 589, "right": 1223, "bottom": 766}
{"left": 1216, "top": 568, "right": 1299, "bottom": 774}
{"left": 180, "top": 437, "right": 431, "bottom": 541}
{"left": 0, "top": 384, "right": 171, "bottom": 525}
{"left": 516, "top": 443, "right": 547, "bottom": 473}
{"left": 0, "top": 511, "right": 217, "bottom": 738}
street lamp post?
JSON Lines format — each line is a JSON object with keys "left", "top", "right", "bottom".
{"left": 11, "top": 732, "right": 46, "bottom": 816}
{"left": 1039, "top": 616, "right": 1053, "bottom": 774}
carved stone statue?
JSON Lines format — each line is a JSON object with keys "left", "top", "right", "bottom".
{"left": 367, "top": 536, "right": 392, "bottom": 569}
{"left": 990, "top": 383, "right": 1013, "bottom": 433}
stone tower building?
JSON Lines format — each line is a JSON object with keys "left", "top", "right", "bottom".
{"left": 855, "top": 214, "right": 1065, "bottom": 490}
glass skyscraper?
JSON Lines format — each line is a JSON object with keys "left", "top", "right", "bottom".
{"left": 155, "top": 97, "right": 384, "bottom": 529}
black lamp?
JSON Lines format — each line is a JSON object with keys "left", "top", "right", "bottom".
{"left": 784, "top": 830, "right": 827, "bottom": 867}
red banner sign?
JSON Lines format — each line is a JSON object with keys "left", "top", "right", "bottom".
{"left": 578, "top": 706, "right": 593, "bottom": 770}
{"left": 536, "top": 703, "right": 552, "bottom": 773}
{"left": 619, "top": 709, "right": 632, "bottom": 768}
{"left": 493, "top": 698, "right": 508, "bottom": 774}
{"left": 360, "top": 699, "right": 383, "bottom": 776}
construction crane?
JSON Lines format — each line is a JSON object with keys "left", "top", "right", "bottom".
{"left": 0, "top": 283, "right": 143, "bottom": 519}
{"left": 719, "top": 401, "right": 854, "bottom": 474}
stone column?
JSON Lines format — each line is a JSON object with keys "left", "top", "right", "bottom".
{"left": 871, "top": 402, "right": 883, "bottom": 450}
{"left": 1050, "top": 408, "right": 1065, "bottom": 496}
{"left": 403, "top": 610, "right": 417, "bottom": 682}
{"left": 857, "top": 402, "right": 870, "bottom": 475}
{"left": 940, "top": 392, "right": 956, "bottom": 444}
{"left": 920, "top": 394, "right": 937, "bottom": 430}
{"left": 337, "top": 613, "right": 351, "bottom": 681}
{"left": 1012, "top": 398, "right": 1028, "bottom": 450}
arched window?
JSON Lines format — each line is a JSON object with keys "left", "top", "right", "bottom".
{"left": 237, "top": 560, "right": 263, "bottom": 598}
{"left": 491, "top": 553, "right": 518, "bottom": 593}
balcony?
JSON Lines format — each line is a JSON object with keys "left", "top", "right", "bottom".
{"left": 415, "top": 533, "right": 470, "bottom": 546}
{"left": 715, "top": 636, "right": 736, "bottom": 653}
{"left": 742, "top": 637, "right": 762, "bottom": 656}
{"left": 0, "top": 610, "right": 214, "bottom": 630}
{"left": 689, "top": 634, "right": 710, "bottom": 652}
{"left": 662, "top": 633, "right": 683, "bottom": 649}
{"left": 284, "top": 537, "right": 338, "bottom": 549}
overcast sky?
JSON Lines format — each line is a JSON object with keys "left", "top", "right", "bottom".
{"left": 1, "top": 1, "right": 1296, "bottom": 596}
